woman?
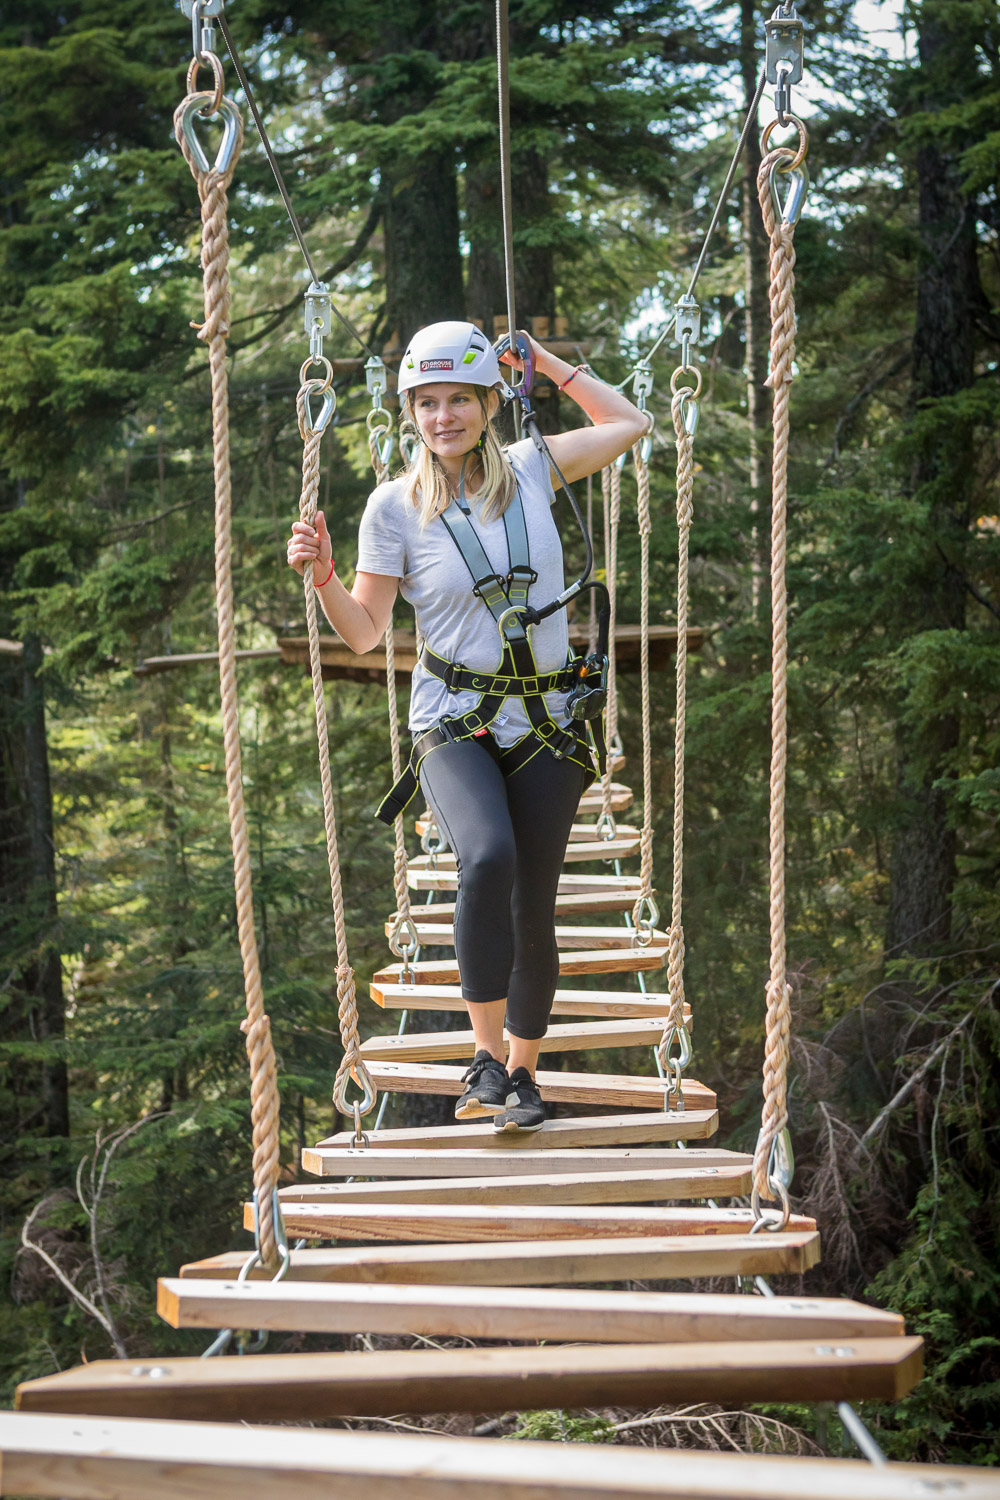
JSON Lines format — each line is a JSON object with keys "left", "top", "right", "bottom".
{"left": 288, "top": 322, "right": 645, "bottom": 1132}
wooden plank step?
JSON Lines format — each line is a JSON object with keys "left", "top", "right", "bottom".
{"left": 157, "top": 1280, "right": 904, "bottom": 1344}
{"left": 372, "top": 947, "right": 666, "bottom": 986}
{"left": 3, "top": 1411, "right": 986, "bottom": 1500}
{"left": 6, "top": 1413, "right": 990, "bottom": 1500}
{"left": 369, "top": 981, "right": 681, "bottom": 1017}
{"left": 315, "top": 1109, "right": 718, "bottom": 1150}
{"left": 301, "top": 1145, "right": 744, "bottom": 1179}
{"left": 408, "top": 834, "right": 640, "bottom": 863}
{"left": 408, "top": 885, "right": 647, "bottom": 918}
{"left": 15, "top": 1339, "right": 924, "bottom": 1424}
{"left": 578, "top": 780, "right": 633, "bottom": 811}
{"left": 246, "top": 1201, "right": 815, "bottom": 1243}
{"left": 363, "top": 1061, "right": 713, "bottom": 1110}
{"left": 381, "top": 920, "right": 669, "bottom": 950}
{"left": 408, "top": 864, "right": 643, "bottom": 893}
{"left": 360, "top": 1016, "right": 683, "bottom": 1062}
{"left": 415, "top": 818, "right": 641, "bottom": 846}
{"left": 278, "top": 1163, "right": 750, "bottom": 1206}
{"left": 180, "top": 1230, "right": 822, "bottom": 1284}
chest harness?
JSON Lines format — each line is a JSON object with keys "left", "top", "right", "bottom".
{"left": 376, "top": 479, "right": 608, "bottom": 825}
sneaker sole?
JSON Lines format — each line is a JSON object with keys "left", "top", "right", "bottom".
{"left": 493, "top": 1115, "right": 546, "bottom": 1133}
{"left": 454, "top": 1097, "right": 507, "bottom": 1119}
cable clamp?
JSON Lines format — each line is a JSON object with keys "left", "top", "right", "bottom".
{"left": 304, "top": 281, "right": 332, "bottom": 363}
{"left": 674, "top": 294, "right": 701, "bottom": 373}
{"left": 765, "top": 3, "right": 804, "bottom": 124}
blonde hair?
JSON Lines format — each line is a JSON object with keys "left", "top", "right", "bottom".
{"left": 401, "top": 388, "right": 518, "bottom": 527}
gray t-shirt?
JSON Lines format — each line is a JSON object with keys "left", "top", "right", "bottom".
{"left": 357, "top": 437, "right": 572, "bottom": 748}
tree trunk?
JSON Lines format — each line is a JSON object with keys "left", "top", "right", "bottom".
{"left": 381, "top": 152, "right": 465, "bottom": 350}
{"left": 21, "top": 633, "right": 70, "bottom": 1141}
{"left": 884, "top": 7, "right": 978, "bottom": 959}
{"left": 740, "top": 0, "right": 769, "bottom": 617}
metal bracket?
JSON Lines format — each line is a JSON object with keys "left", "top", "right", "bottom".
{"left": 631, "top": 364, "right": 654, "bottom": 408}
{"left": 766, "top": 4, "right": 803, "bottom": 120}
{"left": 765, "top": 5, "right": 804, "bottom": 85}
{"left": 674, "top": 294, "right": 701, "bottom": 370}
{"left": 674, "top": 295, "right": 701, "bottom": 348}
{"left": 365, "top": 355, "right": 388, "bottom": 400}
{"left": 304, "top": 281, "right": 332, "bottom": 362}
{"left": 180, "top": 0, "right": 224, "bottom": 13}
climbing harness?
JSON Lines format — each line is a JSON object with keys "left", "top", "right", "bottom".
{"left": 376, "top": 481, "right": 606, "bottom": 825}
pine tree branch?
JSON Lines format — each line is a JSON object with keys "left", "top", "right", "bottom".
{"left": 229, "top": 198, "right": 383, "bottom": 355}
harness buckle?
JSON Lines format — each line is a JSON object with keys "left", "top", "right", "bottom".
{"left": 508, "top": 564, "right": 538, "bottom": 588}
{"left": 472, "top": 572, "right": 508, "bottom": 602}
{"left": 549, "top": 727, "right": 579, "bottom": 761}
{"left": 442, "top": 660, "right": 465, "bottom": 693}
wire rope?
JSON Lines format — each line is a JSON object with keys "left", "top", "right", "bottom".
{"left": 217, "top": 13, "right": 378, "bottom": 363}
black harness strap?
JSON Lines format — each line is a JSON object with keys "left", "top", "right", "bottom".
{"left": 375, "top": 480, "right": 602, "bottom": 826}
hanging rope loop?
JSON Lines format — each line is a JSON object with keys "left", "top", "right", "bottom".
{"left": 294, "top": 370, "right": 377, "bottom": 1135}
{"left": 174, "top": 73, "right": 286, "bottom": 1270}
{"left": 751, "top": 134, "right": 804, "bottom": 1216}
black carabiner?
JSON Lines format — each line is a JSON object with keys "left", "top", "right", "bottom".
{"left": 493, "top": 329, "right": 535, "bottom": 396}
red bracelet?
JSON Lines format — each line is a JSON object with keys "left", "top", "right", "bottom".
{"left": 557, "top": 364, "right": 587, "bottom": 392}
{"left": 315, "top": 557, "right": 335, "bottom": 587}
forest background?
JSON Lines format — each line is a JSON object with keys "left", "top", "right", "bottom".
{"left": 1, "top": 0, "right": 998, "bottom": 1465}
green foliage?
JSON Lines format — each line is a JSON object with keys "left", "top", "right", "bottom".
{"left": 507, "top": 1409, "right": 616, "bottom": 1443}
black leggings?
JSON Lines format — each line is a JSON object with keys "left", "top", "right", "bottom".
{"left": 418, "top": 735, "right": 587, "bottom": 1039}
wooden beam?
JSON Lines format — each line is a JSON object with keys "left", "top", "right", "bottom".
{"left": 368, "top": 982, "right": 681, "bottom": 1018}
{"left": 245, "top": 1200, "right": 816, "bottom": 1243}
{"left": 14, "top": 1338, "right": 923, "bottom": 1424}
{"left": 360, "top": 1016, "right": 683, "bottom": 1062}
{"left": 132, "top": 648, "right": 280, "bottom": 679}
{"left": 180, "top": 1230, "right": 822, "bottom": 1284}
{"left": 361, "top": 1061, "right": 714, "bottom": 1110}
{"left": 314, "top": 1109, "right": 718, "bottom": 1150}
{"left": 8, "top": 1412, "right": 987, "bottom": 1499}
{"left": 156, "top": 1280, "right": 904, "bottom": 1344}
{"left": 277, "top": 1163, "right": 750, "bottom": 1206}
{"left": 379, "top": 922, "right": 668, "bottom": 951}
{"left": 372, "top": 947, "right": 666, "bottom": 986}
{"left": 300, "top": 1145, "right": 743, "bottom": 1179}
{"left": 277, "top": 622, "right": 704, "bottom": 687}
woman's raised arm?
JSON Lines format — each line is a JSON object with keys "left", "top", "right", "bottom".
{"left": 501, "top": 335, "right": 649, "bottom": 484}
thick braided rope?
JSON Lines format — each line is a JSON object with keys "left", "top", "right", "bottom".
{"left": 599, "top": 463, "right": 621, "bottom": 821}
{"left": 370, "top": 435, "right": 415, "bottom": 940}
{"left": 658, "top": 393, "right": 695, "bottom": 1066}
{"left": 295, "top": 389, "right": 376, "bottom": 1117}
{"left": 753, "top": 149, "right": 797, "bottom": 1201}
{"left": 174, "top": 96, "right": 282, "bottom": 1267}
{"left": 631, "top": 442, "right": 655, "bottom": 917}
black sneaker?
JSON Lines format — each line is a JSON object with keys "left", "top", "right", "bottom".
{"left": 493, "top": 1067, "right": 546, "bottom": 1132}
{"left": 455, "top": 1050, "right": 510, "bottom": 1120}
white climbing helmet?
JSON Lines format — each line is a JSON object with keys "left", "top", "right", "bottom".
{"left": 397, "top": 321, "right": 505, "bottom": 395}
